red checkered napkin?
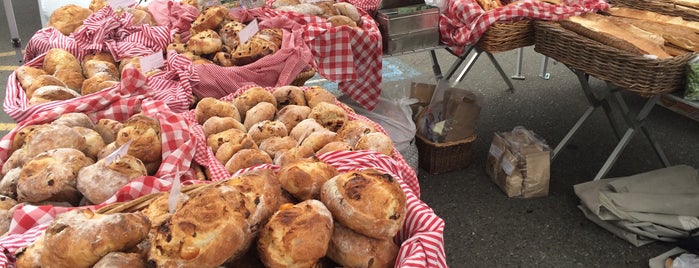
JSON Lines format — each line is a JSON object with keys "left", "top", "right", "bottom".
{"left": 191, "top": 15, "right": 314, "bottom": 99}
{"left": 23, "top": 27, "right": 82, "bottom": 63}
{"left": 146, "top": 52, "right": 200, "bottom": 113}
{"left": 439, "top": 0, "right": 609, "bottom": 55}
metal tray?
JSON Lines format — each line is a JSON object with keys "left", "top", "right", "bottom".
{"left": 376, "top": 4, "right": 440, "bottom": 36}
{"left": 383, "top": 28, "right": 440, "bottom": 55}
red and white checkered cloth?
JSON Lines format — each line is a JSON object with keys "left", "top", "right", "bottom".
{"left": 146, "top": 51, "right": 199, "bottom": 113}
{"left": 439, "top": 0, "right": 609, "bottom": 55}
{"left": 243, "top": 4, "right": 384, "bottom": 110}
{"left": 190, "top": 16, "right": 314, "bottom": 99}
{"left": 0, "top": 151, "right": 443, "bottom": 268}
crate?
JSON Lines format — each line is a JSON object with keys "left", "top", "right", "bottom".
{"left": 415, "top": 133, "right": 477, "bottom": 174}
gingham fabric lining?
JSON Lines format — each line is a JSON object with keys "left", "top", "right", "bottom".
{"left": 439, "top": 0, "right": 609, "bottom": 55}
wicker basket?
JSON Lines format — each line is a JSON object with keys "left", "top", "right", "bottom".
{"left": 290, "top": 67, "right": 316, "bottom": 86}
{"left": 533, "top": 21, "right": 696, "bottom": 96}
{"left": 95, "top": 183, "right": 213, "bottom": 214}
{"left": 476, "top": 19, "right": 535, "bottom": 53}
{"left": 415, "top": 133, "right": 477, "bottom": 174}
{"left": 606, "top": 0, "right": 699, "bottom": 21}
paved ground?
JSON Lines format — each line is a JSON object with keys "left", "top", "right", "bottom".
{"left": 2, "top": 1, "right": 699, "bottom": 267}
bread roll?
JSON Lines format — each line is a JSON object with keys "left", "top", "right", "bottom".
{"left": 202, "top": 116, "right": 246, "bottom": 136}
{"left": 11, "top": 124, "right": 48, "bottom": 153}
{"left": 53, "top": 69, "right": 85, "bottom": 92}
{"left": 125, "top": 7, "right": 154, "bottom": 27}
{"left": 225, "top": 148, "right": 273, "bottom": 174}
{"left": 167, "top": 42, "right": 188, "bottom": 54}
{"left": 257, "top": 199, "right": 333, "bottom": 268}
{"left": 24, "top": 124, "right": 86, "bottom": 158}
{"left": 273, "top": 144, "right": 315, "bottom": 167}
{"left": 309, "top": 102, "right": 347, "bottom": 132}
{"left": 115, "top": 114, "right": 162, "bottom": 163}
{"left": 139, "top": 191, "right": 188, "bottom": 231}
{"left": 334, "top": 2, "right": 361, "bottom": 23}
{"left": 273, "top": 85, "right": 307, "bottom": 108}
{"left": 40, "top": 209, "right": 150, "bottom": 267}
{"left": 275, "top": 3, "right": 323, "bottom": 16}
{"left": 278, "top": 158, "right": 338, "bottom": 200}
{"left": 327, "top": 223, "right": 399, "bottom": 268}
{"left": 94, "top": 118, "right": 124, "bottom": 144}
{"left": 258, "top": 136, "right": 297, "bottom": 158}
{"left": 29, "top": 85, "right": 81, "bottom": 105}
{"left": 17, "top": 148, "right": 94, "bottom": 205}
{"left": 93, "top": 252, "right": 146, "bottom": 268}
{"left": 219, "top": 20, "right": 246, "bottom": 48}
{"left": 255, "top": 28, "right": 283, "bottom": 50}
{"left": 97, "top": 141, "right": 117, "bottom": 160}
{"left": 276, "top": 104, "right": 311, "bottom": 132}
{"left": 148, "top": 184, "right": 253, "bottom": 267}
{"left": 355, "top": 132, "right": 394, "bottom": 156}
{"left": 214, "top": 134, "right": 257, "bottom": 164}
{"left": 336, "top": 119, "right": 376, "bottom": 147}
{"left": 233, "top": 87, "right": 276, "bottom": 119}
{"left": 247, "top": 120, "right": 288, "bottom": 145}
{"left": 81, "top": 72, "right": 117, "bottom": 95}
{"left": 0, "top": 168, "right": 20, "bottom": 199}
{"left": 475, "top": 0, "right": 502, "bottom": 10}
{"left": 15, "top": 66, "right": 48, "bottom": 91}
{"left": 72, "top": 126, "right": 106, "bottom": 159}
{"left": 52, "top": 112, "right": 94, "bottom": 129}
{"left": 206, "top": 128, "right": 251, "bottom": 154}
{"left": 243, "top": 102, "right": 277, "bottom": 130}
{"left": 15, "top": 232, "right": 46, "bottom": 268}
{"left": 0, "top": 195, "right": 18, "bottom": 235}
{"left": 3, "top": 149, "right": 28, "bottom": 177}
{"left": 26, "top": 75, "right": 66, "bottom": 99}
{"left": 321, "top": 169, "right": 406, "bottom": 239}
{"left": 289, "top": 118, "right": 325, "bottom": 141}
{"left": 195, "top": 97, "right": 241, "bottom": 124}
{"left": 222, "top": 169, "right": 282, "bottom": 233}
{"left": 187, "top": 29, "right": 223, "bottom": 55}
{"left": 304, "top": 86, "right": 336, "bottom": 108}
{"left": 231, "top": 37, "right": 278, "bottom": 66}
{"left": 212, "top": 51, "right": 235, "bottom": 67}
{"left": 191, "top": 5, "right": 228, "bottom": 33}
{"left": 77, "top": 155, "right": 147, "bottom": 204}
{"left": 88, "top": 0, "right": 108, "bottom": 12}
{"left": 48, "top": 4, "right": 92, "bottom": 35}
{"left": 300, "top": 130, "right": 336, "bottom": 152}
{"left": 82, "top": 59, "right": 119, "bottom": 79}
{"left": 43, "top": 48, "right": 82, "bottom": 75}
{"left": 314, "top": 1, "right": 339, "bottom": 18}
{"left": 82, "top": 52, "right": 116, "bottom": 67}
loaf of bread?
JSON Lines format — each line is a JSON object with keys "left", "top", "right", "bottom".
{"left": 81, "top": 73, "right": 117, "bottom": 95}
{"left": 276, "top": 104, "right": 312, "bottom": 132}
{"left": 354, "top": 132, "right": 394, "bottom": 156}
{"left": 475, "top": 0, "right": 502, "bottom": 11}
{"left": 71, "top": 126, "right": 106, "bottom": 159}
{"left": 327, "top": 15, "right": 358, "bottom": 28}
{"left": 17, "top": 148, "right": 94, "bottom": 205}
{"left": 48, "top": 4, "right": 92, "bottom": 35}
{"left": 273, "top": 144, "right": 315, "bottom": 166}
{"left": 92, "top": 252, "right": 146, "bottom": 268}
{"left": 258, "top": 136, "right": 297, "bottom": 158}
{"left": 43, "top": 48, "right": 82, "bottom": 75}
{"left": 94, "top": 118, "right": 124, "bottom": 144}
{"left": 28, "top": 86, "right": 81, "bottom": 105}
{"left": 277, "top": 158, "right": 338, "bottom": 200}
{"left": 320, "top": 169, "right": 407, "bottom": 239}
{"left": 316, "top": 141, "right": 352, "bottom": 156}
{"left": 206, "top": 128, "right": 251, "bottom": 154}
{"left": 247, "top": 120, "right": 288, "bottom": 145}
{"left": 244, "top": 102, "right": 277, "bottom": 130}
{"left": 25, "top": 75, "right": 66, "bottom": 99}
{"left": 195, "top": 97, "right": 241, "bottom": 124}
{"left": 336, "top": 119, "right": 376, "bottom": 147}
{"left": 24, "top": 124, "right": 86, "bottom": 158}
{"left": 15, "top": 66, "right": 48, "bottom": 91}
{"left": 202, "top": 116, "right": 246, "bottom": 136}
{"left": 334, "top": 2, "right": 361, "bottom": 23}
{"left": 187, "top": 29, "right": 224, "bottom": 55}
{"left": 222, "top": 168, "right": 283, "bottom": 233}
{"left": 231, "top": 37, "right": 279, "bottom": 66}
{"left": 273, "top": 85, "right": 307, "bottom": 108}
{"left": 257, "top": 200, "right": 333, "bottom": 268}
{"left": 224, "top": 148, "right": 273, "bottom": 174}
{"left": 190, "top": 5, "right": 228, "bottom": 33}
{"left": 219, "top": 20, "right": 246, "bottom": 48}
{"left": 214, "top": 133, "right": 257, "bottom": 164}
{"left": 115, "top": 114, "right": 162, "bottom": 164}
{"left": 304, "top": 85, "right": 336, "bottom": 108}
{"left": 0, "top": 195, "right": 18, "bottom": 235}
{"left": 0, "top": 168, "right": 20, "bottom": 199}
{"left": 327, "top": 222, "right": 399, "bottom": 268}
{"left": 52, "top": 69, "right": 85, "bottom": 93}
{"left": 289, "top": 118, "right": 325, "bottom": 141}
{"left": 82, "top": 59, "right": 119, "bottom": 79}
{"left": 233, "top": 87, "right": 277, "bottom": 119}
{"left": 300, "top": 130, "right": 336, "bottom": 152}
{"left": 309, "top": 102, "right": 347, "bottom": 132}
{"left": 76, "top": 155, "right": 147, "bottom": 204}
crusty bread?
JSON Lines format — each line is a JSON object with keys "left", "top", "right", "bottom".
{"left": 224, "top": 148, "right": 273, "bottom": 174}
{"left": 202, "top": 116, "right": 246, "bottom": 136}
{"left": 48, "top": 4, "right": 92, "bottom": 35}
{"left": 24, "top": 124, "right": 86, "bottom": 158}
{"left": 82, "top": 59, "right": 119, "bottom": 79}
{"left": 257, "top": 199, "right": 333, "bottom": 268}
{"left": 187, "top": 29, "right": 223, "bottom": 55}
{"left": 92, "top": 252, "right": 146, "bottom": 268}
{"left": 334, "top": 2, "right": 361, "bottom": 23}
{"left": 17, "top": 148, "right": 94, "bottom": 205}
{"left": 190, "top": 5, "right": 228, "bottom": 33}
{"left": 327, "top": 15, "right": 358, "bottom": 28}
{"left": 273, "top": 85, "right": 307, "bottom": 108}
{"left": 0, "top": 168, "right": 20, "bottom": 199}
{"left": 53, "top": 69, "right": 85, "bottom": 92}
{"left": 308, "top": 102, "right": 347, "bottom": 132}
{"left": 259, "top": 136, "right": 297, "bottom": 158}
{"left": 82, "top": 52, "right": 116, "bottom": 67}
{"left": 475, "top": 0, "right": 502, "bottom": 11}
{"left": 94, "top": 118, "right": 124, "bottom": 144}
{"left": 316, "top": 140, "right": 352, "bottom": 156}
{"left": 278, "top": 158, "right": 338, "bottom": 200}
{"left": 43, "top": 48, "right": 82, "bottom": 75}
{"left": 52, "top": 112, "right": 94, "bottom": 129}
{"left": 76, "top": 155, "right": 147, "bottom": 204}
{"left": 300, "top": 130, "right": 336, "bottom": 152}
{"left": 276, "top": 104, "right": 312, "bottom": 132}
{"left": 273, "top": 144, "right": 315, "bottom": 166}
{"left": 219, "top": 20, "right": 246, "bottom": 48}
{"left": 354, "top": 132, "right": 394, "bottom": 156}
{"left": 115, "top": 114, "right": 162, "bottom": 163}
{"left": 0, "top": 195, "right": 18, "bottom": 235}
{"left": 247, "top": 120, "right": 288, "bottom": 145}
{"left": 304, "top": 86, "right": 336, "bottom": 108}
{"left": 335, "top": 119, "right": 376, "bottom": 147}
{"left": 327, "top": 222, "right": 399, "bottom": 268}
{"left": 28, "top": 86, "right": 81, "bottom": 105}
{"left": 195, "top": 97, "right": 241, "bottom": 124}
{"left": 243, "top": 102, "right": 277, "bottom": 130}
{"left": 71, "top": 126, "right": 106, "bottom": 159}
{"left": 320, "top": 169, "right": 407, "bottom": 239}
{"left": 289, "top": 118, "right": 325, "bottom": 141}
{"left": 222, "top": 169, "right": 282, "bottom": 233}
{"left": 606, "top": 7, "right": 699, "bottom": 33}
{"left": 233, "top": 87, "right": 277, "bottom": 119}
{"left": 214, "top": 133, "right": 257, "bottom": 164}
{"left": 15, "top": 66, "right": 48, "bottom": 91}
{"left": 26, "top": 75, "right": 66, "bottom": 99}
{"left": 206, "top": 128, "right": 252, "bottom": 154}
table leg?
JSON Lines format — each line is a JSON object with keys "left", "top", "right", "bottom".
{"left": 539, "top": 56, "right": 551, "bottom": 80}
{"left": 485, "top": 50, "right": 515, "bottom": 91}
{"left": 429, "top": 49, "right": 443, "bottom": 82}
{"left": 512, "top": 47, "right": 525, "bottom": 80}
{"left": 3, "top": 0, "right": 23, "bottom": 64}
{"left": 451, "top": 49, "right": 481, "bottom": 87}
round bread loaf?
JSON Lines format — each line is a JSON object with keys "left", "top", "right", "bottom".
{"left": 276, "top": 104, "right": 311, "bottom": 132}
{"left": 334, "top": 2, "right": 361, "bottom": 23}
{"left": 278, "top": 158, "right": 338, "bottom": 200}
{"left": 247, "top": 120, "right": 288, "bottom": 145}
{"left": 257, "top": 200, "right": 333, "bottom": 268}
{"left": 214, "top": 133, "right": 257, "bottom": 164}
{"left": 3, "top": 149, "right": 29, "bottom": 176}
{"left": 354, "top": 132, "right": 394, "bottom": 156}
{"left": 43, "top": 48, "right": 82, "bottom": 75}
{"left": 93, "top": 252, "right": 146, "bottom": 268}
{"left": 94, "top": 118, "right": 124, "bottom": 144}
{"left": 10, "top": 124, "right": 47, "bottom": 153}
{"left": 72, "top": 126, "right": 106, "bottom": 159}
{"left": 231, "top": 37, "right": 278, "bottom": 66}
{"left": 40, "top": 209, "right": 150, "bottom": 267}
{"left": 206, "top": 128, "right": 252, "bottom": 154}
{"left": 273, "top": 85, "right": 307, "bottom": 108}
{"left": 81, "top": 72, "right": 117, "bottom": 95}
{"left": 222, "top": 169, "right": 282, "bottom": 233}
{"left": 195, "top": 97, "right": 241, "bottom": 124}
{"left": 82, "top": 59, "right": 119, "bottom": 79}
{"left": 48, "top": 5, "right": 92, "bottom": 36}
{"left": 212, "top": 51, "right": 235, "bottom": 67}
{"left": 335, "top": 119, "right": 376, "bottom": 147}
{"left": 300, "top": 130, "right": 336, "bottom": 152}
{"left": 24, "top": 124, "right": 86, "bottom": 158}
{"left": 202, "top": 116, "right": 246, "bottom": 137}
{"left": 243, "top": 102, "right": 277, "bottom": 130}
{"left": 289, "top": 118, "right": 325, "bottom": 141}
{"left": 187, "top": 29, "right": 223, "bottom": 55}
{"left": 15, "top": 66, "right": 48, "bottom": 91}
{"left": 26, "top": 75, "right": 66, "bottom": 99}
{"left": 233, "top": 87, "right": 276, "bottom": 119}
{"left": 52, "top": 113, "right": 94, "bottom": 129}
{"left": 17, "top": 148, "right": 94, "bottom": 205}
{"left": 225, "top": 148, "right": 273, "bottom": 174}
{"left": 316, "top": 141, "right": 352, "bottom": 156}
{"left": 327, "top": 222, "right": 399, "bottom": 268}
{"left": 304, "top": 85, "right": 336, "bottom": 108}
{"left": 328, "top": 15, "right": 358, "bottom": 28}
{"left": 54, "top": 68, "right": 86, "bottom": 93}
{"left": 258, "top": 136, "right": 297, "bottom": 158}
{"left": 115, "top": 114, "right": 162, "bottom": 163}
{"left": 82, "top": 52, "right": 116, "bottom": 67}
{"left": 15, "top": 231, "right": 46, "bottom": 267}
{"left": 190, "top": 5, "right": 228, "bottom": 33}
{"left": 76, "top": 155, "right": 147, "bottom": 204}
{"left": 0, "top": 195, "right": 18, "bottom": 235}
{"left": 139, "top": 191, "right": 189, "bottom": 231}
{"left": 28, "top": 85, "right": 80, "bottom": 105}
{"left": 320, "top": 169, "right": 407, "bottom": 239}
{"left": 308, "top": 102, "right": 347, "bottom": 132}
{"left": 0, "top": 168, "right": 20, "bottom": 199}
{"left": 219, "top": 20, "right": 246, "bottom": 48}
{"left": 273, "top": 144, "right": 315, "bottom": 167}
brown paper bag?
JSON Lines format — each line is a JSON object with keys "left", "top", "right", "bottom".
{"left": 443, "top": 88, "right": 481, "bottom": 142}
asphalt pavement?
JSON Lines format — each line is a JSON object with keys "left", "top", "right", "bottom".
{"left": 2, "top": 1, "right": 699, "bottom": 267}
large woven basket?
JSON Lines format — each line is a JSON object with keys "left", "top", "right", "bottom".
{"left": 606, "top": 0, "right": 699, "bottom": 21}
{"left": 533, "top": 21, "right": 696, "bottom": 96}
{"left": 477, "top": 19, "right": 535, "bottom": 53}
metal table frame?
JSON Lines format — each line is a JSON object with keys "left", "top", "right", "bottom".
{"left": 3, "top": 0, "right": 23, "bottom": 64}
{"left": 550, "top": 67, "right": 671, "bottom": 181}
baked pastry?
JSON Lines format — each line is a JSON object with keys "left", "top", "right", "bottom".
{"left": 224, "top": 148, "right": 273, "bottom": 174}
{"left": 40, "top": 209, "right": 150, "bottom": 267}
{"left": 222, "top": 168, "right": 282, "bottom": 233}
{"left": 275, "top": 3, "right": 324, "bottom": 16}
{"left": 187, "top": 29, "right": 223, "bottom": 55}
{"left": 72, "top": 126, "right": 106, "bottom": 160}
{"left": 273, "top": 85, "right": 307, "bottom": 108}
{"left": 273, "top": 144, "right": 315, "bottom": 166}
{"left": 81, "top": 72, "right": 118, "bottom": 95}
{"left": 48, "top": 4, "right": 92, "bottom": 35}
{"left": 15, "top": 66, "right": 48, "bottom": 91}
{"left": 258, "top": 136, "right": 297, "bottom": 158}
{"left": 212, "top": 51, "right": 235, "bottom": 67}
{"left": 300, "top": 130, "right": 336, "bottom": 152}
{"left": 3, "top": 149, "right": 29, "bottom": 177}
{"left": 326, "top": 222, "right": 399, "bottom": 268}
{"left": 195, "top": 97, "right": 241, "bottom": 124}
{"left": 190, "top": 5, "right": 229, "bottom": 33}
{"left": 15, "top": 230, "right": 47, "bottom": 267}
{"left": 24, "top": 124, "right": 86, "bottom": 158}
{"left": 206, "top": 128, "right": 252, "bottom": 154}
{"left": 28, "top": 86, "right": 81, "bottom": 105}
{"left": 17, "top": 148, "right": 94, "bottom": 205}
{"left": 214, "top": 133, "right": 257, "bottom": 164}
{"left": 52, "top": 69, "right": 85, "bottom": 92}
{"left": 354, "top": 132, "right": 394, "bottom": 156}
{"left": 233, "top": 87, "right": 277, "bottom": 119}
{"left": 115, "top": 114, "right": 162, "bottom": 163}
{"left": 277, "top": 158, "right": 338, "bottom": 200}
{"left": 0, "top": 168, "right": 20, "bottom": 199}
{"left": 76, "top": 155, "right": 147, "bottom": 204}
{"left": 289, "top": 118, "right": 325, "bottom": 141}
{"left": 255, "top": 28, "right": 283, "bottom": 49}
{"left": 257, "top": 199, "right": 333, "bottom": 268}
{"left": 82, "top": 59, "right": 119, "bottom": 79}
{"left": 314, "top": 1, "right": 339, "bottom": 18}
{"left": 125, "top": 7, "right": 155, "bottom": 27}
{"left": 320, "top": 169, "right": 407, "bottom": 239}
{"left": 308, "top": 102, "right": 347, "bottom": 132}
{"left": 231, "top": 37, "right": 279, "bottom": 66}
{"left": 93, "top": 252, "right": 146, "bottom": 268}
{"left": 475, "top": 0, "right": 502, "bottom": 11}
{"left": 202, "top": 116, "right": 246, "bottom": 136}
{"left": 139, "top": 191, "right": 189, "bottom": 231}
{"left": 334, "top": 2, "right": 361, "bottom": 23}
{"left": 43, "top": 48, "right": 82, "bottom": 75}
{"left": 25, "top": 75, "right": 66, "bottom": 99}
{"left": 82, "top": 52, "right": 116, "bottom": 67}
{"left": 336, "top": 119, "right": 376, "bottom": 147}
{"left": 97, "top": 141, "right": 117, "bottom": 160}
{"left": 327, "top": 15, "right": 358, "bottom": 28}
{"left": 52, "top": 112, "right": 94, "bottom": 129}
{"left": 148, "top": 183, "right": 253, "bottom": 267}
{"left": 94, "top": 118, "right": 124, "bottom": 144}
{"left": 10, "top": 124, "right": 47, "bottom": 154}
{"left": 304, "top": 85, "right": 336, "bottom": 108}
{"left": 219, "top": 20, "right": 246, "bottom": 48}
{"left": 89, "top": 0, "right": 109, "bottom": 12}
{"left": 247, "top": 120, "right": 288, "bottom": 145}
{"left": 275, "top": 104, "right": 311, "bottom": 132}
{"left": 243, "top": 102, "right": 277, "bottom": 130}
{"left": 0, "top": 195, "right": 18, "bottom": 235}
{"left": 167, "top": 42, "right": 188, "bottom": 54}
{"left": 316, "top": 141, "right": 352, "bottom": 156}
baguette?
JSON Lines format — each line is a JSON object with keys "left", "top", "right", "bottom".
{"left": 605, "top": 7, "right": 699, "bottom": 33}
